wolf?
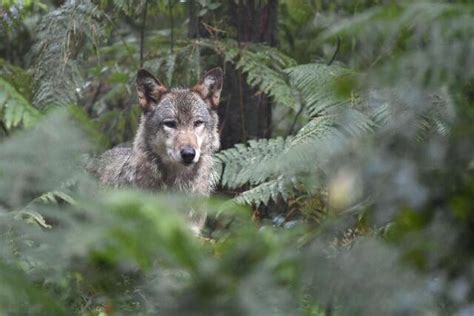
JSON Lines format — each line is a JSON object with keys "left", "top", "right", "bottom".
{"left": 91, "top": 68, "right": 224, "bottom": 231}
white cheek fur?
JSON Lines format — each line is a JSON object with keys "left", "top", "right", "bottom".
{"left": 193, "top": 149, "right": 201, "bottom": 163}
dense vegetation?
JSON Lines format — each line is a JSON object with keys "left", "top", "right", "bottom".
{"left": 1, "top": 0, "right": 473, "bottom": 315}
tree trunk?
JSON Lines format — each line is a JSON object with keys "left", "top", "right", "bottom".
{"left": 220, "top": 0, "right": 278, "bottom": 149}
{"left": 188, "top": 0, "right": 278, "bottom": 149}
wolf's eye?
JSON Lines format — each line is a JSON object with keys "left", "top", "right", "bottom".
{"left": 194, "top": 120, "right": 204, "bottom": 127}
{"left": 163, "top": 121, "right": 177, "bottom": 128}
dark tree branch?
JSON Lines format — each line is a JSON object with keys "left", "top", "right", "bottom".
{"left": 84, "top": 81, "right": 103, "bottom": 116}
{"left": 327, "top": 36, "right": 341, "bottom": 66}
{"left": 139, "top": 0, "right": 149, "bottom": 67}
{"left": 238, "top": 72, "right": 247, "bottom": 142}
{"left": 187, "top": 0, "right": 199, "bottom": 38}
{"left": 287, "top": 101, "right": 305, "bottom": 136}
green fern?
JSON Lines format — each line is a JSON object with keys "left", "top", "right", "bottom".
{"left": 218, "top": 67, "right": 452, "bottom": 210}
{"left": 234, "top": 176, "right": 299, "bottom": 206}
{"left": 31, "top": 1, "right": 104, "bottom": 109}
{"left": 235, "top": 44, "right": 299, "bottom": 110}
{"left": 0, "top": 261, "right": 69, "bottom": 315}
{"left": 218, "top": 61, "right": 452, "bottom": 208}
{"left": 200, "top": 39, "right": 300, "bottom": 110}
{"left": 286, "top": 63, "right": 355, "bottom": 117}
{"left": 33, "top": 190, "right": 76, "bottom": 205}
{"left": 320, "top": 2, "right": 474, "bottom": 89}
{"left": 106, "top": 0, "right": 146, "bottom": 16}
{"left": 0, "top": 78, "right": 40, "bottom": 131}
{"left": 217, "top": 62, "right": 374, "bottom": 206}
{"left": 0, "top": 58, "right": 32, "bottom": 101}
{"left": 218, "top": 137, "right": 288, "bottom": 189}
{"left": 15, "top": 190, "right": 77, "bottom": 229}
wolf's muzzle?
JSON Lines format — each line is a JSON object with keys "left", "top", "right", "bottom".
{"left": 180, "top": 147, "right": 196, "bottom": 164}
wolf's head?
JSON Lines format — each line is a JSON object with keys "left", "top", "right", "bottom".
{"left": 135, "top": 68, "right": 223, "bottom": 167}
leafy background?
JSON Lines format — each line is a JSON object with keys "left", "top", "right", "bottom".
{"left": 0, "top": 0, "right": 474, "bottom": 315}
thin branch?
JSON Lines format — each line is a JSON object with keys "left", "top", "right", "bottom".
{"left": 201, "top": 22, "right": 227, "bottom": 39}
{"left": 327, "top": 36, "right": 341, "bottom": 66}
{"left": 0, "top": 120, "right": 9, "bottom": 136}
{"left": 238, "top": 72, "right": 247, "bottom": 142}
{"left": 84, "top": 81, "right": 102, "bottom": 116}
{"left": 140, "top": 0, "right": 149, "bottom": 67}
{"left": 187, "top": 0, "right": 198, "bottom": 38}
{"left": 287, "top": 102, "right": 305, "bottom": 136}
{"left": 168, "top": 0, "right": 175, "bottom": 53}
{"left": 102, "top": 14, "right": 135, "bottom": 65}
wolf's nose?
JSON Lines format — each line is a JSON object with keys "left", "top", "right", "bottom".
{"left": 180, "top": 147, "right": 196, "bottom": 164}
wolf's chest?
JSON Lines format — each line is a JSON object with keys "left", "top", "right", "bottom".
{"left": 131, "top": 158, "right": 209, "bottom": 195}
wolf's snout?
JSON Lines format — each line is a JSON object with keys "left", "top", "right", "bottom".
{"left": 180, "top": 147, "right": 196, "bottom": 164}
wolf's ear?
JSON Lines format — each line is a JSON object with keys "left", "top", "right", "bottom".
{"left": 192, "top": 67, "right": 223, "bottom": 109}
{"left": 136, "top": 69, "right": 167, "bottom": 111}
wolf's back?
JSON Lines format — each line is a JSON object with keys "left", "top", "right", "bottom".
{"left": 90, "top": 147, "right": 134, "bottom": 187}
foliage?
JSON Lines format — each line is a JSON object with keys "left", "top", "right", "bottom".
{"left": 217, "top": 63, "right": 373, "bottom": 207}
{"left": 206, "top": 39, "right": 299, "bottom": 110}
{"left": 0, "top": 0, "right": 474, "bottom": 315}
{"left": 0, "top": 114, "right": 440, "bottom": 315}
{"left": 0, "top": 78, "right": 40, "bottom": 132}
{"left": 31, "top": 1, "right": 104, "bottom": 109}
{"left": 0, "top": 59, "right": 40, "bottom": 134}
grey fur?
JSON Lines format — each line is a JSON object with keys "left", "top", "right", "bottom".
{"left": 90, "top": 68, "right": 223, "bottom": 232}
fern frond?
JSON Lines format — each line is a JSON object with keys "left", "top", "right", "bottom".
{"left": 0, "top": 261, "right": 69, "bottom": 315}
{"left": 415, "top": 95, "right": 453, "bottom": 141}
{"left": 15, "top": 190, "right": 76, "bottom": 229}
{"left": 320, "top": 2, "right": 474, "bottom": 88}
{"left": 367, "top": 89, "right": 454, "bottom": 142}
{"left": 218, "top": 118, "right": 341, "bottom": 206}
{"left": 0, "top": 78, "right": 40, "bottom": 131}
{"left": 235, "top": 44, "right": 299, "bottom": 110}
{"left": 0, "top": 58, "right": 32, "bottom": 101}
{"left": 286, "top": 63, "right": 355, "bottom": 117}
{"left": 233, "top": 176, "right": 298, "bottom": 206}
{"left": 108, "top": 0, "right": 146, "bottom": 16}
{"left": 31, "top": 2, "right": 104, "bottom": 109}
{"left": 217, "top": 137, "right": 288, "bottom": 189}
{"left": 15, "top": 210, "right": 52, "bottom": 229}
{"left": 33, "top": 190, "right": 77, "bottom": 206}
{"left": 290, "top": 192, "right": 329, "bottom": 225}
{"left": 199, "top": 39, "right": 300, "bottom": 110}
{"left": 218, "top": 62, "right": 378, "bottom": 207}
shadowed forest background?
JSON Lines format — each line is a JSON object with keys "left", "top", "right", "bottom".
{"left": 1, "top": 0, "right": 474, "bottom": 315}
